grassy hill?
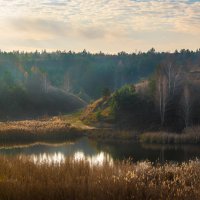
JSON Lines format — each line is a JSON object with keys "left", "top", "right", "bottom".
{"left": 80, "top": 81, "right": 155, "bottom": 130}
{"left": 80, "top": 97, "right": 114, "bottom": 127}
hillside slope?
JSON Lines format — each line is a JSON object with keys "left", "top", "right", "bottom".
{"left": 0, "top": 86, "right": 87, "bottom": 121}
{"left": 80, "top": 97, "right": 114, "bottom": 127}
{"left": 80, "top": 80, "right": 159, "bottom": 131}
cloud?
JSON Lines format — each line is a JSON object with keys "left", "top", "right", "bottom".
{"left": 0, "top": 0, "right": 199, "bottom": 52}
{"left": 79, "top": 27, "right": 106, "bottom": 39}
{"left": 8, "top": 18, "right": 71, "bottom": 40}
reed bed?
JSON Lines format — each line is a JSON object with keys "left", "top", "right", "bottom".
{"left": 140, "top": 129, "right": 200, "bottom": 144}
{"left": 0, "top": 156, "right": 199, "bottom": 200}
{"left": 0, "top": 117, "right": 71, "bottom": 133}
{"left": 0, "top": 117, "right": 83, "bottom": 144}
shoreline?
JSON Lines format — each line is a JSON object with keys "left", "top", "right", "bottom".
{"left": 0, "top": 116, "right": 200, "bottom": 145}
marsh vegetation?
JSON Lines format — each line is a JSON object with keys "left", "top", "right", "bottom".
{"left": 0, "top": 156, "right": 199, "bottom": 200}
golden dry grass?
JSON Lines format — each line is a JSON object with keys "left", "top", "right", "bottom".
{"left": 0, "top": 114, "right": 94, "bottom": 135}
{"left": 0, "top": 116, "right": 86, "bottom": 144}
{"left": 0, "top": 157, "right": 199, "bottom": 200}
{"left": 0, "top": 117, "right": 71, "bottom": 134}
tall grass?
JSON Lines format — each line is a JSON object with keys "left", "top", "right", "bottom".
{"left": 0, "top": 117, "right": 83, "bottom": 144}
{"left": 0, "top": 117, "right": 72, "bottom": 134}
{"left": 140, "top": 128, "right": 200, "bottom": 144}
{"left": 0, "top": 156, "right": 199, "bottom": 199}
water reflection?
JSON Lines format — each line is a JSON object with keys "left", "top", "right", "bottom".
{"left": 97, "top": 141, "right": 200, "bottom": 163}
{"left": 30, "top": 153, "right": 65, "bottom": 165}
{"left": 74, "top": 151, "right": 113, "bottom": 166}
{"left": 1, "top": 138, "right": 114, "bottom": 166}
{"left": 28, "top": 151, "right": 113, "bottom": 166}
{"left": 0, "top": 137, "right": 200, "bottom": 164}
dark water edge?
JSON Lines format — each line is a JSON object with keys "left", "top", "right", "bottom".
{"left": 0, "top": 137, "right": 199, "bottom": 164}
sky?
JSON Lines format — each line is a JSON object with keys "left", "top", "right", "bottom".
{"left": 0, "top": 0, "right": 199, "bottom": 53}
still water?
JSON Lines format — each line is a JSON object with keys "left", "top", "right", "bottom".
{"left": 0, "top": 137, "right": 200, "bottom": 165}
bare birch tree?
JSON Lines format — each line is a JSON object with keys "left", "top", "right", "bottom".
{"left": 156, "top": 62, "right": 182, "bottom": 126}
{"left": 157, "top": 74, "right": 168, "bottom": 125}
{"left": 163, "top": 62, "right": 182, "bottom": 96}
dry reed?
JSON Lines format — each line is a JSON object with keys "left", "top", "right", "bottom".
{"left": 140, "top": 129, "right": 200, "bottom": 144}
{"left": 0, "top": 156, "right": 199, "bottom": 199}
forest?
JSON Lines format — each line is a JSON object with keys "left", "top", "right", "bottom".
{"left": 0, "top": 48, "right": 200, "bottom": 121}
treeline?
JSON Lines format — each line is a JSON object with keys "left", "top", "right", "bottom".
{"left": 0, "top": 48, "right": 200, "bottom": 100}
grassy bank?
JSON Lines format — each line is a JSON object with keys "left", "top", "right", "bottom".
{"left": 0, "top": 115, "right": 139, "bottom": 144}
{"left": 86, "top": 127, "right": 200, "bottom": 144}
{"left": 2, "top": 115, "right": 200, "bottom": 145}
{"left": 0, "top": 157, "right": 199, "bottom": 200}
{"left": 140, "top": 127, "right": 200, "bottom": 144}
{"left": 0, "top": 116, "right": 86, "bottom": 144}
{"left": 86, "top": 129, "right": 138, "bottom": 141}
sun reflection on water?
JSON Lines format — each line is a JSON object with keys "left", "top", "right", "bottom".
{"left": 31, "top": 152, "right": 65, "bottom": 165}
{"left": 74, "top": 151, "right": 113, "bottom": 166}
{"left": 29, "top": 151, "right": 113, "bottom": 166}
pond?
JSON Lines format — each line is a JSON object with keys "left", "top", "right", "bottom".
{"left": 0, "top": 137, "right": 200, "bottom": 165}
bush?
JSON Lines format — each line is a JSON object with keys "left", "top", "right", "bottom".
{"left": 110, "top": 85, "right": 158, "bottom": 130}
{"left": 111, "top": 84, "right": 136, "bottom": 112}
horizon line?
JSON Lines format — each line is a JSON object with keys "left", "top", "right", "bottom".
{"left": 0, "top": 48, "right": 200, "bottom": 56}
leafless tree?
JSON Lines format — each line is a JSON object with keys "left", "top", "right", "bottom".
{"left": 157, "top": 75, "right": 168, "bottom": 125}
{"left": 163, "top": 62, "right": 182, "bottom": 95}
{"left": 156, "top": 62, "right": 182, "bottom": 126}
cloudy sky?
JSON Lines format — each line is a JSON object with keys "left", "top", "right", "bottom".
{"left": 0, "top": 0, "right": 199, "bottom": 53}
